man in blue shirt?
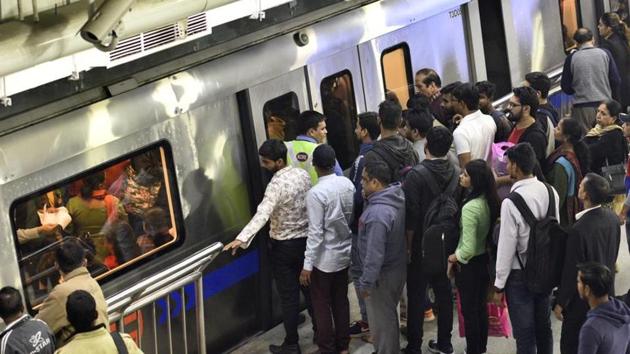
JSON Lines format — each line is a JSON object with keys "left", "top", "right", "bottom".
{"left": 300, "top": 144, "right": 355, "bottom": 354}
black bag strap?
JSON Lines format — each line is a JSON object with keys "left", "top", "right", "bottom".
{"left": 110, "top": 332, "right": 129, "bottom": 354}
{"left": 507, "top": 191, "right": 536, "bottom": 271}
{"left": 544, "top": 183, "right": 556, "bottom": 218}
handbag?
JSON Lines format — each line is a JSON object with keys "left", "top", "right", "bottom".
{"left": 601, "top": 157, "right": 627, "bottom": 195}
{"left": 457, "top": 289, "right": 512, "bottom": 338}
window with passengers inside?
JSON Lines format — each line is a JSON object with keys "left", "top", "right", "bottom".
{"left": 12, "top": 143, "right": 182, "bottom": 310}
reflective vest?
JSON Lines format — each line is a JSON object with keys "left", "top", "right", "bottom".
{"left": 285, "top": 140, "right": 318, "bottom": 184}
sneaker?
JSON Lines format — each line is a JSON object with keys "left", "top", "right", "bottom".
{"left": 427, "top": 339, "right": 453, "bottom": 354}
{"left": 349, "top": 320, "right": 369, "bottom": 337}
{"left": 424, "top": 309, "right": 435, "bottom": 321}
{"left": 269, "top": 343, "right": 301, "bottom": 354}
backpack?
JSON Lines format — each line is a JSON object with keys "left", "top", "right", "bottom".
{"left": 417, "top": 165, "right": 460, "bottom": 275}
{"left": 490, "top": 110, "right": 512, "bottom": 143}
{"left": 536, "top": 107, "right": 558, "bottom": 157}
{"left": 507, "top": 184, "right": 567, "bottom": 294}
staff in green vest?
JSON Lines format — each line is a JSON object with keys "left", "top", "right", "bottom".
{"left": 285, "top": 110, "right": 343, "bottom": 184}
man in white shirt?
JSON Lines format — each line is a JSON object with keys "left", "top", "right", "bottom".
{"left": 299, "top": 144, "right": 355, "bottom": 354}
{"left": 493, "top": 143, "right": 560, "bottom": 354}
{"left": 451, "top": 83, "right": 496, "bottom": 167}
{"left": 224, "top": 139, "right": 312, "bottom": 354}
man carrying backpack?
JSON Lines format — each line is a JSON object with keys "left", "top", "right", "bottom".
{"left": 403, "top": 126, "right": 460, "bottom": 354}
{"left": 364, "top": 100, "right": 418, "bottom": 182}
{"left": 493, "top": 143, "right": 561, "bottom": 354}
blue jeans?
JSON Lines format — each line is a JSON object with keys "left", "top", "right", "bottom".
{"left": 505, "top": 270, "right": 553, "bottom": 354}
{"left": 350, "top": 233, "right": 368, "bottom": 323}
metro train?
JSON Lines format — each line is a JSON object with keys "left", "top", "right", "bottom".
{"left": 0, "top": 0, "right": 626, "bottom": 352}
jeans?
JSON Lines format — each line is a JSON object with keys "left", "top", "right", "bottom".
{"left": 350, "top": 233, "right": 368, "bottom": 323}
{"left": 505, "top": 270, "right": 553, "bottom": 354}
{"left": 455, "top": 254, "right": 490, "bottom": 354}
{"left": 271, "top": 238, "right": 313, "bottom": 345}
{"left": 406, "top": 257, "right": 453, "bottom": 353}
{"left": 310, "top": 267, "right": 350, "bottom": 354}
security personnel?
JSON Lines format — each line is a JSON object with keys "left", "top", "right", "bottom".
{"left": 285, "top": 110, "right": 342, "bottom": 184}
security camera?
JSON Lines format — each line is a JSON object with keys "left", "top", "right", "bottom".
{"left": 293, "top": 31, "right": 309, "bottom": 47}
{"left": 80, "top": 0, "right": 136, "bottom": 51}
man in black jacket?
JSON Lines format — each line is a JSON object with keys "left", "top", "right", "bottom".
{"left": 554, "top": 173, "right": 621, "bottom": 354}
{"left": 364, "top": 100, "right": 418, "bottom": 182}
{"left": 403, "top": 126, "right": 460, "bottom": 354}
{"left": 0, "top": 286, "right": 55, "bottom": 354}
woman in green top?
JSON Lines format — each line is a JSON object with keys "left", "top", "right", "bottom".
{"left": 448, "top": 159, "right": 499, "bottom": 354}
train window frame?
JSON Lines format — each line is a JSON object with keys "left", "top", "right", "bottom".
{"left": 558, "top": 0, "right": 583, "bottom": 52}
{"left": 380, "top": 42, "right": 414, "bottom": 108}
{"left": 262, "top": 92, "right": 300, "bottom": 142}
{"left": 10, "top": 140, "right": 186, "bottom": 313}
{"left": 319, "top": 69, "right": 359, "bottom": 170}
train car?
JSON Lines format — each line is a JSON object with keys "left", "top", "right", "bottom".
{"left": 0, "top": 0, "right": 626, "bottom": 352}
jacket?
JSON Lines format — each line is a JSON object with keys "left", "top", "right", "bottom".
{"left": 348, "top": 143, "right": 373, "bottom": 233}
{"left": 585, "top": 128, "right": 627, "bottom": 175}
{"left": 356, "top": 183, "right": 406, "bottom": 291}
{"left": 54, "top": 327, "right": 142, "bottom": 354}
{"left": 365, "top": 135, "right": 419, "bottom": 182}
{"left": 518, "top": 121, "right": 548, "bottom": 169}
{"left": 403, "top": 158, "right": 459, "bottom": 257}
{"left": 578, "top": 297, "right": 630, "bottom": 354}
{"left": 0, "top": 315, "right": 55, "bottom": 354}
{"left": 557, "top": 207, "right": 621, "bottom": 310}
{"left": 600, "top": 32, "right": 630, "bottom": 108}
{"left": 36, "top": 267, "right": 108, "bottom": 346}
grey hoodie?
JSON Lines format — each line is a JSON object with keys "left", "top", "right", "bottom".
{"left": 356, "top": 183, "right": 406, "bottom": 291}
{"left": 578, "top": 297, "right": 630, "bottom": 354}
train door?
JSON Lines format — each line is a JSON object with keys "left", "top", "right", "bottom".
{"left": 306, "top": 47, "right": 366, "bottom": 170}
{"left": 249, "top": 69, "right": 311, "bottom": 147}
{"left": 246, "top": 68, "right": 310, "bottom": 328}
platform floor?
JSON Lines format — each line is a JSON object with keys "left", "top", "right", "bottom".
{"left": 230, "top": 230, "right": 630, "bottom": 354}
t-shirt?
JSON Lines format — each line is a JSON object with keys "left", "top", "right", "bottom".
{"left": 508, "top": 127, "right": 526, "bottom": 145}
{"left": 453, "top": 110, "right": 497, "bottom": 162}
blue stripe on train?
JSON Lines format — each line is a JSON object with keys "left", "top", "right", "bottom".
{"left": 156, "top": 250, "right": 259, "bottom": 325}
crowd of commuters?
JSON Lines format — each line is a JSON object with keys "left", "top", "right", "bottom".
{"left": 224, "top": 16, "right": 630, "bottom": 354}
{"left": 2, "top": 14, "right": 630, "bottom": 354}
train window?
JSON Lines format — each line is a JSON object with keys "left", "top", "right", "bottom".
{"left": 263, "top": 92, "right": 300, "bottom": 141}
{"left": 11, "top": 142, "right": 183, "bottom": 310}
{"left": 320, "top": 70, "right": 359, "bottom": 169}
{"left": 559, "top": 0, "right": 582, "bottom": 51}
{"left": 381, "top": 43, "right": 413, "bottom": 109}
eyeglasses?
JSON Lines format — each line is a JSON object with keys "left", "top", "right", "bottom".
{"left": 507, "top": 102, "right": 521, "bottom": 109}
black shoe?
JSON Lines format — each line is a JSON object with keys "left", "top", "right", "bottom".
{"left": 427, "top": 340, "right": 453, "bottom": 354}
{"left": 401, "top": 346, "right": 422, "bottom": 354}
{"left": 269, "top": 343, "right": 301, "bottom": 354}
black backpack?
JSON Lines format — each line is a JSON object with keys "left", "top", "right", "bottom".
{"left": 507, "top": 183, "right": 567, "bottom": 294}
{"left": 417, "top": 165, "right": 460, "bottom": 275}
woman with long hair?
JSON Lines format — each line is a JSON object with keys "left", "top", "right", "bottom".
{"left": 584, "top": 100, "right": 628, "bottom": 175}
{"left": 545, "top": 118, "right": 590, "bottom": 226}
{"left": 448, "top": 159, "right": 500, "bottom": 354}
{"left": 599, "top": 12, "right": 630, "bottom": 109}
